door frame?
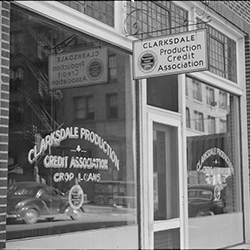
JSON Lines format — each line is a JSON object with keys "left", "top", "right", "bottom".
{"left": 144, "top": 106, "right": 185, "bottom": 249}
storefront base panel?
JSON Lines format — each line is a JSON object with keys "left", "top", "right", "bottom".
{"left": 188, "top": 213, "right": 243, "bottom": 249}
{"left": 6, "top": 225, "right": 138, "bottom": 249}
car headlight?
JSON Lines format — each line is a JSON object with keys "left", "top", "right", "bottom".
{"left": 16, "top": 201, "right": 25, "bottom": 208}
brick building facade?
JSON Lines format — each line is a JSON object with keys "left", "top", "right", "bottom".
{"left": 0, "top": 1, "right": 10, "bottom": 249}
{"left": 0, "top": 1, "right": 250, "bottom": 249}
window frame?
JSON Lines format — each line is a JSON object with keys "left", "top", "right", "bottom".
{"left": 193, "top": 79, "right": 202, "bottom": 102}
{"left": 196, "top": 19, "right": 237, "bottom": 83}
{"left": 186, "top": 107, "right": 191, "bottom": 128}
{"left": 206, "top": 86, "right": 215, "bottom": 106}
{"left": 190, "top": 1, "right": 244, "bottom": 89}
{"left": 207, "top": 115, "right": 216, "bottom": 133}
{"left": 59, "top": 1, "right": 115, "bottom": 27}
{"left": 194, "top": 110, "right": 204, "bottom": 132}
{"left": 106, "top": 93, "right": 118, "bottom": 119}
{"left": 219, "top": 90, "right": 228, "bottom": 110}
{"left": 73, "top": 95, "right": 95, "bottom": 121}
{"left": 126, "top": 0, "right": 188, "bottom": 39}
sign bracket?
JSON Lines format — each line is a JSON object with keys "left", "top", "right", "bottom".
{"left": 124, "top": 10, "right": 211, "bottom": 39}
{"left": 44, "top": 34, "right": 78, "bottom": 53}
{"left": 124, "top": 1, "right": 211, "bottom": 39}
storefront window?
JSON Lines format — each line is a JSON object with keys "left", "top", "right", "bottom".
{"left": 59, "top": 1, "right": 115, "bottom": 27}
{"left": 186, "top": 76, "right": 242, "bottom": 218}
{"left": 7, "top": 6, "right": 137, "bottom": 240}
{"left": 126, "top": 0, "right": 188, "bottom": 39}
{"left": 197, "top": 19, "right": 237, "bottom": 83}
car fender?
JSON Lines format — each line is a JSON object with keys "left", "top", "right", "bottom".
{"left": 17, "top": 203, "right": 41, "bottom": 217}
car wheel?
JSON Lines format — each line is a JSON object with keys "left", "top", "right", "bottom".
{"left": 207, "top": 210, "right": 214, "bottom": 216}
{"left": 196, "top": 211, "right": 205, "bottom": 217}
{"left": 23, "top": 209, "right": 39, "bottom": 224}
{"left": 196, "top": 211, "right": 214, "bottom": 217}
{"left": 70, "top": 209, "right": 82, "bottom": 220}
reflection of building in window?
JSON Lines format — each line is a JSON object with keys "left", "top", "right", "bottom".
{"left": 219, "top": 90, "right": 228, "bottom": 109}
{"left": 186, "top": 107, "right": 191, "bottom": 128}
{"left": 106, "top": 93, "right": 118, "bottom": 119}
{"left": 197, "top": 19, "right": 237, "bottom": 82}
{"left": 185, "top": 80, "right": 189, "bottom": 97}
{"left": 10, "top": 67, "right": 24, "bottom": 81}
{"left": 10, "top": 101, "right": 23, "bottom": 125}
{"left": 10, "top": 67, "right": 24, "bottom": 92}
{"left": 186, "top": 76, "right": 229, "bottom": 134}
{"left": 208, "top": 115, "right": 216, "bottom": 133}
{"left": 220, "top": 119, "right": 227, "bottom": 132}
{"left": 193, "top": 80, "right": 202, "bottom": 102}
{"left": 74, "top": 95, "right": 95, "bottom": 120}
{"left": 10, "top": 32, "right": 25, "bottom": 55}
{"left": 206, "top": 86, "right": 215, "bottom": 106}
{"left": 60, "top": 1, "right": 114, "bottom": 27}
{"left": 109, "top": 53, "right": 117, "bottom": 82}
{"left": 194, "top": 110, "right": 204, "bottom": 132}
{"left": 126, "top": 0, "right": 188, "bottom": 39}
{"left": 8, "top": 6, "right": 137, "bottom": 240}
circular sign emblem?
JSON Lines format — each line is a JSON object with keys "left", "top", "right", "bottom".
{"left": 138, "top": 51, "right": 157, "bottom": 73}
{"left": 68, "top": 184, "right": 84, "bottom": 210}
{"left": 87, "top": 59, "right": 104, "bottom": 80}
{"left": 214, "top": 185, "right": 221, "bottom": 201}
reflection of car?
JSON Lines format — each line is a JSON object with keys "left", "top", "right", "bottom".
{"left": 7, "top": 181, "right": 80, "bottom": 224}
{"left": 188, "top": 184, "right": 225, "bottom": 217}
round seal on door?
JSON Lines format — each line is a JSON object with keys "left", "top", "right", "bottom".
{"left": 68, "top": 184, "right": 84, "bottom": 210}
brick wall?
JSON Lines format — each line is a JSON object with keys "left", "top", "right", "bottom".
{"left": 203, "top": 1, "right": 250, "bottom": 34}
{"left": 222, "top": 1, "right": 250, "bottom": 26}
{"left": 0, "top": 1, "right": 10, "bottom": 249}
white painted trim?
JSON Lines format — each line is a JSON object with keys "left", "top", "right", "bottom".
{"left": 147, "top": 106, "right": 181, "bottom": 123}
{"left": 147, "top": 112, "right": 154, "bottom": 249}
{"left": 139, "top": 78, "right": 149, "bottom": 250}
{"left": 154, "top": 219, "right": 180, "bottom": 232}
{"left": 179, "top": 73, "right": 190, "bottom": 249}
{"left": 239, "top": 45, "right": 250, "bottom": 242}
{"left": 7, "top": 225, "right": 139, "bottom": 249}
{"left": 189, "top": 70, "right": 244, "bottom": 96}
{"left": 14, "top": 1, "right": 135, "bottom": 52}
{"left": 147, "top": 108, "right": 183, "bottom": 249}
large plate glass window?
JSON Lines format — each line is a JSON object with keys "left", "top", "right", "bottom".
{"left": 7, "top": 6, "right": 137, "bottom": 240}
{"left": 186, "top": 76, "right": 243, "bottom": 248}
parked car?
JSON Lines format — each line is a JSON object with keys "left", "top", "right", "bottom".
{"left": 188, "top": 184, "right": 225, "bottom": 217}
{"left": 7, "top": 181, "right": 81, "bottom": 224}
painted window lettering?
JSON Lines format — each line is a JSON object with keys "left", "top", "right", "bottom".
{"left": 27, "top": 127, "right": 120, "bottom": 184}
{"left": 28, "top": 126, "right": 119, "bottom": 171}
{"left": 56, "top": 50, "right": 100, "bottom": 62}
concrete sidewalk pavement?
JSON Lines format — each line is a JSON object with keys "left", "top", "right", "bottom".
{"left": 225, "top": 243, "right": 250, "bottom": 249}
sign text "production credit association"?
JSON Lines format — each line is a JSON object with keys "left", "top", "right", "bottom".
{"left": 133, "top": 29, "right": 208, "bottom": 79}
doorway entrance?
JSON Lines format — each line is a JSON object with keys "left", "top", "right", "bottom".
{"left": 146, "top": 110, "right": 184, "bottom": 249}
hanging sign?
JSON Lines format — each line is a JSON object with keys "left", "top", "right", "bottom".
{"left": 133, "top": 29, "right": 208, "bottom": 79}
{"left": 49, "top": 47, "right": 108, "bottom": 89}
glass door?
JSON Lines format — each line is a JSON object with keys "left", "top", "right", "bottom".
{"left": 147, "top": 111, "right": 183, "bottom": 249}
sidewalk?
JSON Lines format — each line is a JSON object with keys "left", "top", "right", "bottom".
{"left": 225, "top": 243, "right": 250, "bottom": 249}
